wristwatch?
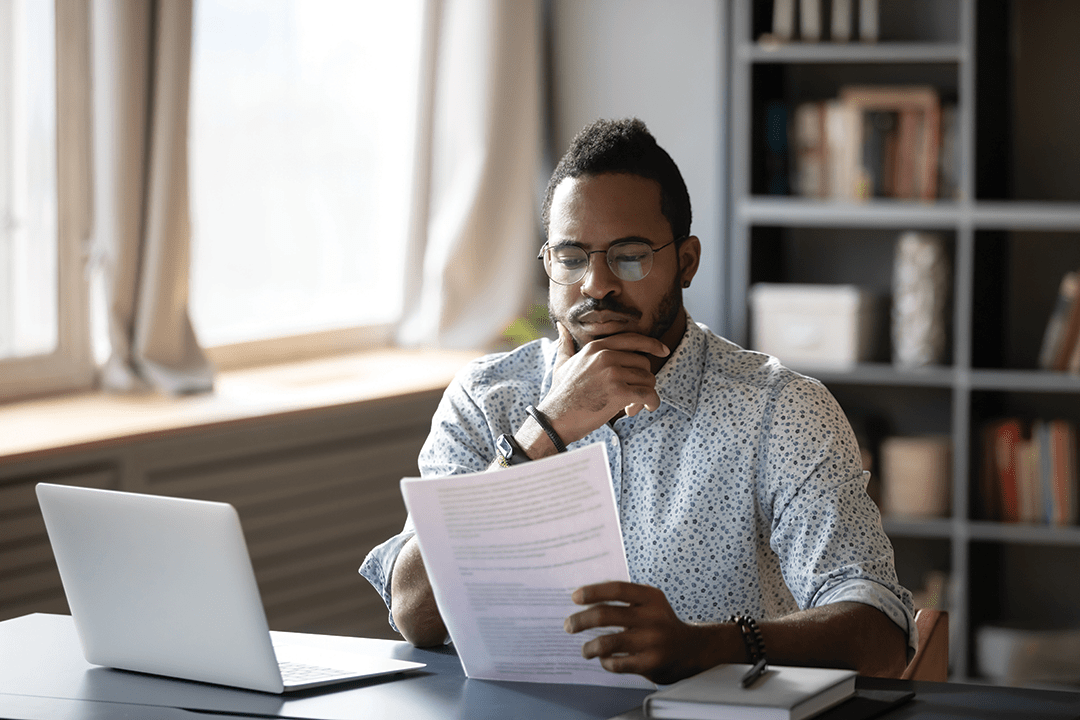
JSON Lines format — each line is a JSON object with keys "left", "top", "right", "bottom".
{"left": 495, "top": 433, "right": 530, "bottom": 467}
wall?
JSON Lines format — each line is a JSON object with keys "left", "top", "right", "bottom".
{"left": 549, "top": 0, "right": 728, "bottom": 335}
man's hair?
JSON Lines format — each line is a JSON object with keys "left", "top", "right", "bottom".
{"left": 541, "top": 118, "right": 692, "bottom": 240}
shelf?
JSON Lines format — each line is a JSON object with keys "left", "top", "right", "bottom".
{"left": 791, "top": 363, "right": 955, "bottom": 388}
{"left": 882, "top": 516, "right": 954, "bottom": 539}
{"left": 968, "top": 521, "right": 1080, "bottom": 547}
{"left": 969, "top": 369, "right": 1080, "bottom": 394}
{"left": 973, "top": 202, "right": 1080, "bottom": 231}
{"left": 737, "top": 198, "right": 1080, "bottom": 231}
{"left": 737, "top": 197, "right": 961, "bottom": 229}
{"left": 743, "top": 41, "right": 966, "bottom": 65}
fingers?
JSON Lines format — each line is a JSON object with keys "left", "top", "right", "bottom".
{"left": 586, "top": 332, "right": 671, "bottom": 358}
{"left": 572, "top": 581, "right": 657, "bottom": 606}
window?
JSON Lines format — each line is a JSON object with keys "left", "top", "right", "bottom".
{"left": 188, "top": 0, "right": 424, "bottom": 361}
{"left": 0, "top": 0, "right": 91, "bottom": 402}
{"left": 0, "top": 0, "right": 57, "bottom": 361}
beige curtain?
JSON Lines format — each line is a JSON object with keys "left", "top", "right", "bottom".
{"left": 396, "top": 0, "right": 542, "bottom": 350}
{"left": 90, "top": 0, "right": 212, "bottom": 394}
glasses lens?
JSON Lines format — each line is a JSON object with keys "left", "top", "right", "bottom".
{"left": 545, "top": 245, "right": 589, "bottom": 284}
{"left": 608, "top": 242, "right": 652, "bottom": 281}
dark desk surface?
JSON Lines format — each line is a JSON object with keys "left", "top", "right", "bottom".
{"left": 1, "top": 614, "right": 1079, "bottom": 720}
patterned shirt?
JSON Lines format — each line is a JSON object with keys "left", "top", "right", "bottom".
{"left": 360, "top": 316, "right": 917, "bottom": 655}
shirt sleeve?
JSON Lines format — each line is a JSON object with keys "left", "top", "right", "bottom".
{"left": 759, "top": 376, "right": 919, "bottom": 660}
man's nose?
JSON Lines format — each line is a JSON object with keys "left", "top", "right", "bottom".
{"left": 579, "top": 254, "right": 620, "bottom": 298}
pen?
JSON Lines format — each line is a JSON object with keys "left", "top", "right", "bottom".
{"left": 740, "top": 657, "right": 768, "bottom": 688}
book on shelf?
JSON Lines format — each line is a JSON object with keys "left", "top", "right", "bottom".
{"left": 772, "top": 0, "right": 796, "bottom": 42}
{"left": 799, "top": 0, "right": 822, "bottom": 41}
{"left": 1048, "top": 269, "right": 1080, "bottom": 373}
{"left": 830, "top": 0, "right": 853, "bottom": 42}
{"left": 981, "top": 418, "right": 1079, "bottom": 526}
{"left": 858, "top": 0, "right": 878, "bottom": 42}
{"left": 643, "top": 663, "right": 856, "bottom": 720}
{"left": 789, "top": 86, "right": 941, "bottom": 202}
{"left": 1038, "top": 270, "right": 1079, "bottom": 371}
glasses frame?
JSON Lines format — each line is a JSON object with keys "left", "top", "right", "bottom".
{"left": 537, "top": 236, "right": 687, "bottom": 286}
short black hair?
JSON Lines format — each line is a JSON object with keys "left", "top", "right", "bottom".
{"left": 541, "top": 118, "right": 691, "bottom": 240}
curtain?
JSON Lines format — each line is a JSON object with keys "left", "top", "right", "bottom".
{"left": 396, "top": 0, "right": 542, "bottom": 350}
{"left": 89, "top": 0, "right": 213, "bottom": 394}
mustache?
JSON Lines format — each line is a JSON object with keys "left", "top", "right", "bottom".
{"left": 569, "top": 297, "right": 642, "bottom": 322}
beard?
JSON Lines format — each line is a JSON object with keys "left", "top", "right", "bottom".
{"left": 548, "top": 275, "right": 684, "bottom": 352}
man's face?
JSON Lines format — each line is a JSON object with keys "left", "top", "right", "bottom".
{"left": 545, "top": 173, "right": 700, "bottom": 351}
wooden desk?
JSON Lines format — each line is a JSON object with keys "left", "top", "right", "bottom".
{"left": 1, "top": 614, "right": 1078, "bottom": 720}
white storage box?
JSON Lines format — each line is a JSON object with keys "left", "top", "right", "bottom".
{"left": 750, "top": 283, "right": 876, "bottom": 369}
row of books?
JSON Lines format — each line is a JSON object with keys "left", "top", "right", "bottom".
{"left": 1037, "top": 269, "right": 1080, "bottom": 374}
{"left": 765, "top": 0, "right": 880, "bottom": 43}
{"left": 980, "top": 418, "right": 1078, "bottom": 526}
{"left": 785, "top": 86, "right": 958, "bottom": 202}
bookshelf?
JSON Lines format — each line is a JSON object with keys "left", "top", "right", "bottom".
{"left": 727, "top": 0, "right": 1080, "bottom": 683}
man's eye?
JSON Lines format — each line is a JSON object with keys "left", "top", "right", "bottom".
{"left": 555, "top": 255, "right": 586, "bottom": 268}
{"left": 613, "top": 252, "right": 647, "bottom": 264}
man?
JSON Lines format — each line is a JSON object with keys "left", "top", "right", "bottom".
{"left": 361, "top": 118, "right": 915, "bottom": 685}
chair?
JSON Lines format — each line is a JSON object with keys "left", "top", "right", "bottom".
{"left": 901, "top": 609, "right": 949, "bottom": 681}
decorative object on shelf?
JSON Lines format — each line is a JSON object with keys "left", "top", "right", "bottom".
{"left": 976, "top": 625, "right": 1080, "bottom": 687}
{"left": 892, "top": 231, "right": 950, "bottom": 368}
{"left": 881, "top": 435, "right": 951, "bottom": 518}
{"left": 749, "top": 283, "right": 877, "bottom": 369}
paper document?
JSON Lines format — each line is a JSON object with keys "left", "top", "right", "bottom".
{"left": 401, "top": 442, "right": 652, "bottom": 688}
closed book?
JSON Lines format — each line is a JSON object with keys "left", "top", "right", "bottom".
{"left": 993, "top": 419, "right": 1023, "bottom": 523}
{"left": 644, "top": 664, "right": 856, "bottom": 720}
{"left": 1052, "top": 271, "right": 1080, "bottom": 371}
{"left": 1037, "top": 271, "right": 1078, "bottom": 370}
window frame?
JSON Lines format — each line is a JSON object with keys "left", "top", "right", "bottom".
{"left": 0, "top": 0, "right": 94, "bottom": 404}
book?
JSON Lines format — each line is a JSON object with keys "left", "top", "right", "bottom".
{"left": 799, "top": 0, "right": 822, "bottom": 41}
{"left": 1049, "top": 420, "right": 1079, "bottom": 525}
{"left": 773, "top": 0, "right": 796, "bottom": 42}
{"left": 992, "top": 419, "right": 1023, "bottom": 523}
{"left": 1037, "top": 270, "right": 1078, "bottom": 370}
{"left": 644, "top": 664, "right": 856, "bottom": 720}
{"left": 830, "top": 0, "right": 853, "bottom": 42}
{"left": 1016, "top": 432, "right": 1040, "bottom": 524}
{"left": 792, "top": 102, "right": 827, "bottom": 198}
{"left": 1051, "top": 271, "right": 1080, "bottom": 372}
{"left": 858, "top": 0, "right": 878, "bottom": 42}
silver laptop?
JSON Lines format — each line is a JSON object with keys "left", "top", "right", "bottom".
{"left": 36, "top": 483, "right": 424, "bottom": 694}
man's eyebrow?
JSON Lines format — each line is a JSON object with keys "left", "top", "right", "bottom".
{"left": 547, "top": 235, "right": 655, "bottom": 249}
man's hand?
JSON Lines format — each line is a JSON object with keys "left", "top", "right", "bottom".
{"left": 538, "top": 323, "right": 670, "bottom": 445}
{"left": 563, "top": 581, "right": 720, "bottom": 685}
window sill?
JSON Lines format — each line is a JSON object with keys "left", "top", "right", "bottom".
{"left": 0, "top": 348, "right": 480, "bottom": 466}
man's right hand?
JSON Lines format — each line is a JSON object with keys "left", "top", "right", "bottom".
{"left": 536, "top": 323, "right": 669, "bottom": 445}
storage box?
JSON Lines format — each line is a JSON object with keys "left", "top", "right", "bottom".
{"left": 749, "top": 284, "right": 877, "bottom": 369}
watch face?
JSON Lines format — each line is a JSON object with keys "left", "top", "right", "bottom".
{"left": 496, "top": 434, "right": 514, "bottom": 460}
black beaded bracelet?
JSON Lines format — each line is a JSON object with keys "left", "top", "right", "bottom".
{"left": 729, "top": 615, "right": 767, "bottom": 664}
{"left": 525, "top": 405, "right": 567, "bottom": 453}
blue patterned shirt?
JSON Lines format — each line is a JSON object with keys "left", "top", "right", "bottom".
{"left": 360, "top": 317, "right": 917, "bottom": 656}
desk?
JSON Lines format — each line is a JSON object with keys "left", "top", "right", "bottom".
{"left": 1, "top": 614, "right": 1079, "bottom": 720}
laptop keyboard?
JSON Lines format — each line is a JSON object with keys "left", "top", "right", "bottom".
{"left": 279, "top": 661, "right": 354, "bottom": 685}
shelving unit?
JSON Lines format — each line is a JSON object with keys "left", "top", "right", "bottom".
{"left": 727, "top": 1, "right": 1080, "bottom": 683}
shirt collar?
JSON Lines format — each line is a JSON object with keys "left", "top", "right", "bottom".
{"left": 653, "top": 311, "right": 705, "bottom": 419}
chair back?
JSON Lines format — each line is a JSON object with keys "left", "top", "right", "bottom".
{"left": 901, "top": 609, "right": 949, "bottom": 681}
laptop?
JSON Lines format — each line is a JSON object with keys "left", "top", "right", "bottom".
{"left": 35, "top": 483, "right": 424, "bottom": 694}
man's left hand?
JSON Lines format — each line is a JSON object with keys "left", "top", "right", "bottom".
{"left": 563, "top": 581, "right": 719, "bottom": 685}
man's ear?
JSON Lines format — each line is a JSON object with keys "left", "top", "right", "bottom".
{"left": 677, "top": 236, "right": 702, "bottom": 287}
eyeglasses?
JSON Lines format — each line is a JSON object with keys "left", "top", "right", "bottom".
{"left": 537, "top": 237, "right": 684, "bottom": 285}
